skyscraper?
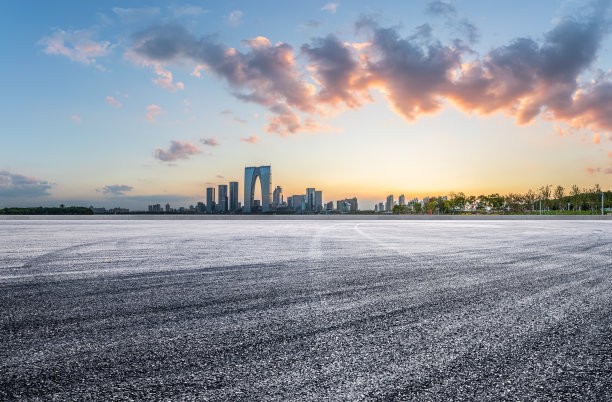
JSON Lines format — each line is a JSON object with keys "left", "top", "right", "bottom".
{"left": 386, "top": 195, "right": 394, "bottom": 212}
{"left": 206, "top": 187, "right": 216, "bottom": 213}
{"left": 229, "top": 181, "right": 239, "bottom": 211}
{"left": 244, "top": 166, "right": 272, "bottom": 213}
{"left": 218, "top": 184, "right": 228, "bottom": 212}
{"left": 273, "top": 186, "right": 283, "bottom": 208}
{"left": 315, "top": 190, "right": 322, "bottom": 212}
{"left": 306, "top": 188, "right": 315, "bottom": 211}
{"left": 399, "top": 194, "right": 406, "bottom": 206}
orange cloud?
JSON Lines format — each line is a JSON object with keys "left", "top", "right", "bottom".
{"left": 240, "top": 134, "right": 260, "bottom": 144}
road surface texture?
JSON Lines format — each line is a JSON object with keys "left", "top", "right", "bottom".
{"left": 1, "top": 220, "right": 611, "bottom": 400}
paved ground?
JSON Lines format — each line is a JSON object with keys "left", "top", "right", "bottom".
{"left": 1, "top": 220, "right": 611, "bottom": 400}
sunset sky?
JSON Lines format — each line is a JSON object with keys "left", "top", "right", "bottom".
{"left": 2, "top": 0, "right": 612, "bottom": 209}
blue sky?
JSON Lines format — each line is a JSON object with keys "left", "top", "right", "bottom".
{"left": 1, "top": 1, "right": 611, "bottom": 209}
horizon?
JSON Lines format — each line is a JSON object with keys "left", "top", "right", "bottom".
{"left": 2, "top": 0, "right": 612, "bottom": 210}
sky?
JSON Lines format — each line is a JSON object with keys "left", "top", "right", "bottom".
{"left": 1, "top": 0, "right": 612, "bottom": 210}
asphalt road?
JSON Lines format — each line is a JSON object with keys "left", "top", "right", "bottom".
{"left": 1, "top": 220, "right": 611, "bottom": 400}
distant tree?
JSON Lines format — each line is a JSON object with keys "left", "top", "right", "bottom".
{"left": 570, "top": 185, "right": 581, "bottom": 211}
{"left": 524, "top": 189, "right": 536, "bottom": 212}
{"left": 426, "top": 201, "right": 437, "bottom": 214}
{"left": 450, "top": 192, "right": 466, "bottom": 213}
{"left": 538, "top": 185, "right": 551, "bottom": 211}
{"left": 413, "top": 202, "right": 422, "bottom": 213}
{"left": 488, "top": 193, "right": 504, "bottom": 213}
{"left": 554, "top": 185, "right": 565, "bottom": 211}
{"left": 476, "top": 195, "right": 488, "bottom": 212}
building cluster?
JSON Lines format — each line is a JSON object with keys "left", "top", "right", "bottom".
{"left": 201, "top": 165, "right": 358, "bottom": 214}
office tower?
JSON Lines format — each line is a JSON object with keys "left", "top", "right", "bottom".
{"left": 244, "top": 166, "right": 271, "bottom": 213}
{"left": 315, "top": 190, "right": 323, "bottom": 212}
{"left": 374, "top": 204, "right": 378, "bottom": 212}
{"left": 336, "top": 200, "right": 342, "bottom": 211}
{"left": 229, "top": 181, "right": 239, "bottom": 211}
{"left": 273, "top": 186, "right": 283, "bottom": 208}
{"left": 206, "top": 187, "right": 216, "bottom": 213}
{"left": 287, "top": 196, "right": 294, "bottom": 210}
{"left": 399, "top": 194, "right": 406, "bottom": 206}
{"left": 218, "top": 184, "right": 228, "bottom": 213}
{"left": 379, "top": 202, "right": 385, "bottom": 212}
{"left": 326, "top": 201, "right": 334, "bottom": 211}
{"left": 386, "top": 195, "right": 394, "bottom": 212}
{"left": 165, "top": 203, "right": 170, "bottom": 212}
{"left": 292, "top": 195, "right": 305, "bottom": 212}
{"left": 306, "top": 188, "right": 316, "bottom": 211}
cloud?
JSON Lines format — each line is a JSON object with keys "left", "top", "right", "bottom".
{"left": 102, "top": 184, "right": 133, "bottom": 195}
{"left": 594, "top": 132, "right": 602, "bottom": 144}
{"left": 605, "top": 168, "right": 612, "bottom": 174}
{"left": 71, "top": 115, "right": 82, "bottom": 123}
{"left": 154, "top": 141, "right": 202, "bottom": 162}
{"left": 448, "top": 10, "right": 610, "bottom": 129}
{"left": 226, "top": 10, "right": 243, "bottom": 26}
{"left": 152, "top": 64, "right": 184, "bottom": 91}
{"left": 321, "top": 2, "right": 338, "bottom": 14}
{"left": 200, "top": 137, "right": 219, "bottom": 146}
{"left": 233, "top": 117, "right": 247, "bottom": 123}
{"left": 216, "top": 174, "right": 224, "bottom": 179}
{"left": 112, "top": 7, "right": 160, "bottom": 21}
{"left": 191, "top": 64, "right": 205, "bottom": 77}
{"left": 425, "top": 1, "right": 457, "bottom": 17}
{"left": 356, "top": 19, "right": 462, "bottom": 120}
{"left": 126, "top": 6, "right": 612, "bottom": 140}
{"left": 301, "top": 34, "right": 368, "bottom": 108}
{"left": 105, "top": 96, "right": 122, "bottom": 108}
{"left": 129, "top": 23, "right": 319, "bottom": 134}
{"left": 586, "top": 167, "right": 600, "bottom": 174}
{"left": 240, "top": 134, "right": 260, "bottom": 144}
{"left": 38, "top": 29, "right": 112, "bottom": 66}
{"left": 146, "top": 104, "right": 164, "bottom": 122}
{"left": 171, "top": 5, "right": 207, "bottom": 18}
{"left": 608, "top": 151, "right": 612, "bottom": 157}
{"left": 0, "top": 171, "right": 53, "bottom": 197}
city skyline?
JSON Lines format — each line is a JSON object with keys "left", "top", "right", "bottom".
{"left": 2, "top": 1, "right": 612, "bottom": 210}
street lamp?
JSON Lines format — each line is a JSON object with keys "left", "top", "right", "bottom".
{"left": 600, "top": 192, "right": 604, "bottom": 216}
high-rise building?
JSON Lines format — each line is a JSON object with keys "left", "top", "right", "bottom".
{"left": 206, "top": 187, "right": 216, "bottom": 213}
{"left": 229, "top": 181, "right": 239, "bottom": 211}
{"left": 399, "top": 194, "right": 406, "bottom": 206}
{"left": 165, "top": 203, "right": 170, "bottom": 212}
{"left": 291, "top": 195, "right": 305, "bottom": 212}
{"left": 273, "top": 186, "right": 283, "bottom": 208}
{"left": 244, "top": 166, "right": 271, "bottom": 213}
{"left": 218, "top": 184, "right": 228, "bottom": 212}
{"left": 306, "top": 188, "right": 316, "bottom": 211}
{"left": 378, "top": 202, "right": 385, "bottom": 212}
{"left": 347, "top": 197, "right": 358, "bottom": 212}
{"left": 386, "top": 195, "right": 394, "bottom": 212}
{"left": 315, "top": 190, "right": 323, "bottom": 212}
{"left": 326, "top": 201, "right": 334, "bottom": 211}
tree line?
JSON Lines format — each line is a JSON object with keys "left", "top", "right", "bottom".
{"left": 392, "top": 184, "right": 611, "bottom": 215}
{"left": 0, "top": 206, "right": 93, "bottom": 215}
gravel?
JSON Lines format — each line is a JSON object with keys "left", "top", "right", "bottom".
{"left": 1, "top": 220, "right": 611, "bottom": 400}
